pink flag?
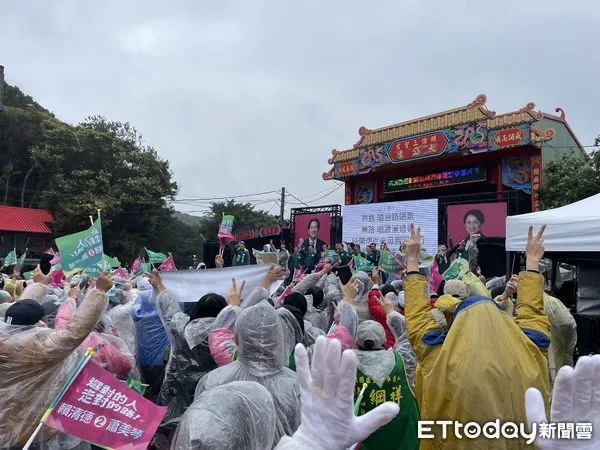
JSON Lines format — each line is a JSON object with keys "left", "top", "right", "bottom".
{"left": 50, "top": 269, "right": 65, "bottom": 287}
{"left": 131, "top": 257, "right": 142, "bottom": 274}
{"left": 278, "top": 286, "right": 293, "bottom": 305}
{"left": 159, "top": 255, "right": 177, "bottom": 272}
{"left": 46, "top": 360, "right": 166, "bottom": 450}
{"left": 218, "top": 228, "right": 235, "bottom": 249}
{"left": 314, "top": 257, "right": 329, "bottom": 272}
{"left": 429, "top": 260, "right": 444, "bottom": 295}
{"left": 50, "top": 253, "right": 61, "bottom": 266}
{"left": 292, "top": 267, "right": 307, "bottom": 283}
{"left": 112, "top": 268, "right": 128, "bottom": 279}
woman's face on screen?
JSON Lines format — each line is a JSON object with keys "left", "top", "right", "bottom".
{"left": 465, "top": 214, "right": 481, "bottom": 235}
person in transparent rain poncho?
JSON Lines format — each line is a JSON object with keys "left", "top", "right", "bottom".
{"left": 174, "top": 336, "right": 400, "bottom": 450}
{"left": 0, "top": 269, "right": 112, "bottom": 449}
{"left": 171, "top": 381, "right": 277, "bottom": 450}
{"left": 147, "top": 272, "right": 228, "bottom": 428}
{"left": 196, "top": 296, "right": 301, "bottom": 447}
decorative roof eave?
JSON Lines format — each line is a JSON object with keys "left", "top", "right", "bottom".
{"left": 352, "top": 94, "right": 496, "bottom": 150}
{"left": 329, "top": 98, "right": 547, "bottom": 165}
{"left": 542, "top": 107, "right": 589, "bottom": 159}
{"left": 531, "top": 126, "right": 556, "bottom": 144}
{"left": 322, "top": 168, "right": 335, "bottom": 180}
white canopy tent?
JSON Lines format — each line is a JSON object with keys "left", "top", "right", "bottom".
{"left": 506, "top": 194, "right": 600, "bottom": 252}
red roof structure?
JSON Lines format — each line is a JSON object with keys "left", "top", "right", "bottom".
{"left": 0, "top": 206, "right": 53, "bottom": 234}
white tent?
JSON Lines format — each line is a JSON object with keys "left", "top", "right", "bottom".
{"left": 506, "top": 194, "right": 600, "bottom": 252}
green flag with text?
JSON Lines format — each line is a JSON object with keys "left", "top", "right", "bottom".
{"left": 55, "top": 216, "right": 103, "bottom": 275}
{"left": 3, "top": 250, "right": 17, "bottom": 267}
{"left": 146, "top": 248, "right": 168, "bottom": 264}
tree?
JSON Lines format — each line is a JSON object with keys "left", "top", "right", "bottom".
{"left": 539, "top": 149, "right": 600, "bottom": 210}
{"left": 199, "top": 199, "right": 279, "bottom": 241}
{"left": 0, "top": 82, "right": 180, "bottom": 262}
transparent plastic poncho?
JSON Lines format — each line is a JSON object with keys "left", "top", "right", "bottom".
{"left": 544, "top": 293, "right": 577, "bottom": 384}
{"left": 0, "top": 288, "right": 108, "bottom": 447}
{"left": 195, "top": 301, "right": 301, "bottom": 447}
{"left": 172, "top": 381, "right": 277, "bottom": 450}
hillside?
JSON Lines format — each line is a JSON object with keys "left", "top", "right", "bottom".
{"left": 173, "top": 211, "right": 206, "bottom": 227}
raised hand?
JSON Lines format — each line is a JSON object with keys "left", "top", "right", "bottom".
{"left": 525, "top": 355, "right": 600, "bottom": 449}
{"left": 228, "top": 278, "right": 246, "bottom": 307}
{"left": 96, "top": 272, "right": 114, "bottom": 293}
{"left": 338, "top": 278, "right": 359, "bottom": 304}
{"left": 279, "top": 337, "right": 398, "bottom": 449}
{"left": 32, "top": 265, "right": 51, "bottom": 285}
{"left": 215, "top": 255, "right": 225, "bottom": 269}
{"left": 526, "top": 225, "right": 546, "bottom": 271}
{"left": 404, "top": 224, "right": 421, "bottom": 273}
{"left": 262, "top": 265, "right": 286, "bottom": 289}
{"left": 504, "top": 275, "right": 519, "bottom": 297}
{"left": 375, "top": 292, "right": 394, "bottom": 315}
{"left": 371, "top": 267, "right": 381, "bottom": 285}
{"left": 148, "top": 271, "right": 166, "bottom": 293}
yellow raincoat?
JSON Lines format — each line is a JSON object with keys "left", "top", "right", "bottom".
{"left": 406, "top": 271, "right": 550, "bottom": 449}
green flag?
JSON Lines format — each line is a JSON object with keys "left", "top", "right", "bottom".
{"left": 16, "top": 248, "right": 28, "bottom": 270}
{"left": 325, "top": 250, "right": 340, "bottom": 265}
{"left": 352, "top": 255, "right": 374, "bottom": 274}
{"left": 379, "top": 250, "right": 403, "bottom": 274}
{"left": 3, "top": 249, "right": 17, "bottom": 267}
{"left": 23, "top": 271, "right": 34, "bottom": 280}
{"left": 55, "top": 215, "right": 103, "bottom": 275}
{"left": 146, "top": 248, "right": 168, "bottom": 264}
{"left": 442, "top": 257, "right": 470, "bottom": 280}
{"left": 103, "top": 254, "right": 121, "bottom": 269}
{"left": 141, "top": 262, "right": 153, "bottom": 273}
{"left": 220, "top": 215, "right": 235, "bottom": 232}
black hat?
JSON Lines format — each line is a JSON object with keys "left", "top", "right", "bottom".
{"left": 5, "top": 300, "right": 45, "bottom": 326}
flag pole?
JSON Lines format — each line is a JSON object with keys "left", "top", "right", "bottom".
{"left": 22, "top": 347, "right": 96, "bottom": 450}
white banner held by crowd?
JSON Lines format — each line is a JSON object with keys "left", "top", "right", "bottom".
{"left": 156, "top": 265, "right": 283, "bottom": 302}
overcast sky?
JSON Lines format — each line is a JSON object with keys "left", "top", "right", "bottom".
{"left": 2, "top": 0, "right": 599, "bottom": 218}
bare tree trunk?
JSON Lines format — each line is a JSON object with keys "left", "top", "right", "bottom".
{"left": 20, "top": 165, "right": 36, "bottom": 207}
{"left": 2, "top": 172, "right": 10, "bottom": 204}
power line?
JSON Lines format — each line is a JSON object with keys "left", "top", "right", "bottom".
{"left": 297, "top": 182, "right": 345, "bottom": 201}
{"left": 286, "top": 192, "right": 310, "bottom": 207}
{"left": 172, "top": 190, "right": 279, "bottom": 202}
{"left": 303, "top": 183, "right": 344, "bottom": 204}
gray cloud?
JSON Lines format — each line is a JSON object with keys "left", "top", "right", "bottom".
{"left": 2, "top": 0, "right": 599, "bottom": 216}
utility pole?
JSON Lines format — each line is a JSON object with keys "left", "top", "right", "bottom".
{"left": 279, "top": 187, "right": 286, "bottom": 227}
{"left": 0, "top": 65, "right": 4, "bottom": 112}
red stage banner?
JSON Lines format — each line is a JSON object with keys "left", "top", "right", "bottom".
{"left": 235, "top": 230, "right": 255, "bottom": 241}
{"left": 46, "top": 361, "right": 166, "bottom": 450}
{"left": 260, "top": 226, "right": 281, "bottom": 237}
{"left": 530, "top": 154, "right": 542, "bottom": 211}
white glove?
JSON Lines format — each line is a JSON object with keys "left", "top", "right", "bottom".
{"left": 275, "top": 336, "right": 399, "bottom": 450}
{"left": 525, "top": 355, "right": 600, "bottom": 449}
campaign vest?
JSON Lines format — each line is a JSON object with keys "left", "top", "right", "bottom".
{"left": 355, "top": 352, "right": 420, "bottom": 450}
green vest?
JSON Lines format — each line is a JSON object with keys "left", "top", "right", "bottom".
{"left": 303, "top": 252, "right": 316, "bottom": 271}
{"left": 290, "top": 253, "right": 302, "bottom": 270}
{"left": 355, "top": 352, "right": 420, "bottom": 450}
{"left": 339, "top": 250, "right": 351, "bottom": 266}
{"left": 233, "top": 249, "right": 249, "bottom": 266}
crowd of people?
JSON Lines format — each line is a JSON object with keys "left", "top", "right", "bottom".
{"left": 0, "top": 224, "right": 596, "bottom": 449}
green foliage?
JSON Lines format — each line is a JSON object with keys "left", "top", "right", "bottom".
{"left": 201, "top": 199, "right": 278, "bottom": 240}
{"left": 539, "top": 149, "right": 600, "bottom": 210}
{"left": 2, "top": 81, "right": 52, "bottom": 115}
{"left": 0, "top": 82, "right": 182, "bottom": 263}
{"left": 0, "top": 82, "right": 278, "bottom": 268}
